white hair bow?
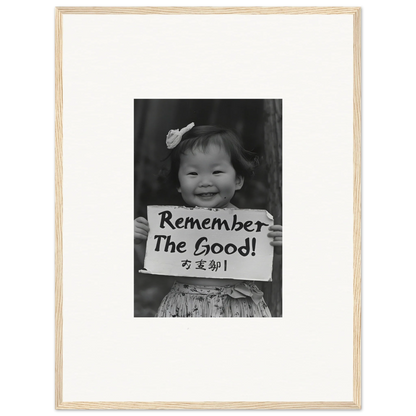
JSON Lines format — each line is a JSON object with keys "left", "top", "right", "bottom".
{"left": 166, "top": 122, "right": 195, "bottom": 149}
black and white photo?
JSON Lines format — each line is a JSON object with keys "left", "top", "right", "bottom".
{"left": 133, "top": 99, "right": 283, "bottom": 317}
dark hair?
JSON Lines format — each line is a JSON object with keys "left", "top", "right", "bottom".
{"left": 165, "top": 125, "right": 258, "bottom": 188}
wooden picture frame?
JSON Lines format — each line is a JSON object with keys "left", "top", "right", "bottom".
{"left": 56, "top": 7, "right": 361, "bottom": 409}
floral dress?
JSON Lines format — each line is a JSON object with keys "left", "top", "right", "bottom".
{"left": 156, "top": 281, "right": 271, "bottom": 317}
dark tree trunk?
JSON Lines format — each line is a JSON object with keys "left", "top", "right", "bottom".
{"left": 263, "top": 99, "right": 283, "bottom": 316}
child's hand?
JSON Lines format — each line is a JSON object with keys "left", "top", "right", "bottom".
{"left": 268, "top": 225, "right": 282, "bottom": 247}
{"left": 134, "top": 217, "right": 149, "bottom": 244}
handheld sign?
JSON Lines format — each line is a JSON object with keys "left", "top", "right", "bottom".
{"left": 140, "top": 205, "right": 274, "bottom": 281}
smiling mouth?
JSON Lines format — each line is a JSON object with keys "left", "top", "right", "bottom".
{"left": 196, "top": 192, "right": 217, "bottom": 197}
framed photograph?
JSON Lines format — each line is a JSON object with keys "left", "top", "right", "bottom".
{"left": 56, "top": 7, "right": 361, "bottom": 409}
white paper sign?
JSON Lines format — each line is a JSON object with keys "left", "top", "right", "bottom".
{"left": 141, "top": 205, "right": 274, "bottom": 281}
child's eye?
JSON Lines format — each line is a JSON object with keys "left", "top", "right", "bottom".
{"left": 187, "top": 172, "right": 197, "bottom": 176}
{"left": 213, "top": 171, "right": 223, "bottom": 174}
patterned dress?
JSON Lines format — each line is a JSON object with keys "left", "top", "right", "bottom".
{"left": 156, "top": 281, "right": 271, "bottom": 317}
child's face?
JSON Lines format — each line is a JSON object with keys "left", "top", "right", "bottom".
{"left": 177, "top": 143, "right": 244, "bottom": 209}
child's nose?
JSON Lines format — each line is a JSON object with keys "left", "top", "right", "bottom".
{"left": 199, "top": 175, "right": 213, "bottom": 186}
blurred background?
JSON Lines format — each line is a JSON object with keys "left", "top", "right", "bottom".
{"left": 134, "top": 99, "right": 282, "bottom": 316}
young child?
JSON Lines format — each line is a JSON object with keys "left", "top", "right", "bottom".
{"left": 134, "top": 123, "right": 282, "bottom": 317}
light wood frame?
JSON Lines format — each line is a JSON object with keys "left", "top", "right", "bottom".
{"left": 55, "top": 6, "right": 361, "bottom": 410}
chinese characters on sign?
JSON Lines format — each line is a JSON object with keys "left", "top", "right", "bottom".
{"left": 181, "top": 259, "right": 226, "bottom": 272}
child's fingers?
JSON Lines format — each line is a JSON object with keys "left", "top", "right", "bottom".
{"left": 134, "top": 229, "right": 148, "bottom": 241}
{"left": 134, "top": 217, "right": 150, "bottom": 243}
{"left": 134, "top": 232, "right": 147, "bottom": 240}
{"left": 134, "top": 222, "right": 150, "bottom": 233}
{"left": 134, "top": 218, "right": 150, "bottom": 231}
{"left": 134, "top": 217, "right": 149, "bottom": 226}
{"left": 267, "top": 231, "right": 283, "bottom": 236}
{"left": 267, "top": 231, "right": 282, "bottom": 238}
{"left": 268, "top": 224, "right": 282, "bottom": 247}
{"left": 268, "top": 225, "right": 283, "bottom": 231}
{"left": 134, "top": 229, "right": 149, "bottom": 239}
